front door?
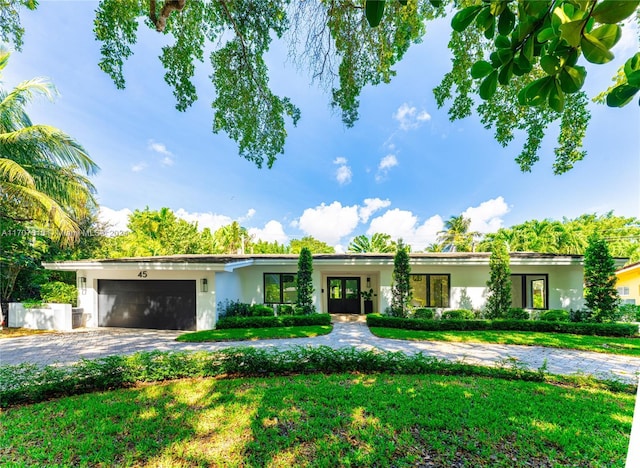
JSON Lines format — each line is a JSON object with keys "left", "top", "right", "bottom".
{"left": 328, "top": 277, "right": 361, "bottom": 314}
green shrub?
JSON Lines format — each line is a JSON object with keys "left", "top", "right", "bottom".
{"left": 40, "top": 281, "right": 78, "bottom": 307}
{"left": 384, "top": 306, "right": 406, "bottom": 318}
{"left": 277, "top": 304, "right": 294, "bottom": 315}
{"left": 22, "top": 299, "right": 45, "bottom": 309}
{"left": 617, "top": 304, "right": 640, "bottom": 322}
{"left": 294, "top": 305, "right": 314, "bottom": 315}
{"left": 366, "top": 314, "right": 638, "bottom": 337}
{"left": 442, "top": 309, "right": 474, "bottom": 320}
{"left": 250, "top": 304, "right": 274, "bottom": 317}
{"left": 5, "top": 345, "right": 596, "bottom": 408}
{"left": 216, "top": 314, "right": 331, "bottom": 329}
{"left": 218, "top": 299, "right": 251, "bottom": 317}
{"left": 505, "top": 308, "right": 529, "bottom": 320}
{"left": 540, "top": 309, "right": 570, "bottom": 322}
{"left": 570, "top": 308, "right": 594, "bottom": 323}
{"left": 413, "top": 308, "right": 435, "bottom": 320}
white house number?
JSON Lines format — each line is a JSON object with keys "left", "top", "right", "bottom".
{"left": 138, "top": 271, "right": 148, "bottom": 278}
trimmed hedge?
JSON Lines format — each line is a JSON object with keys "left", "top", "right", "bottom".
{"left": 366, "top": 314, "right": 639, "bottom": 337}
{"left": 506, "top": 308, "right": 529, "bottom": 320}
{"left": 441, "top": 309, "right": 475, "bottom": 320}
{"left": 413, "top": 308, "right": 435, "bottom": 320}
{"left": 540, "top": 309, "right": 570, "bottom": 322}
{"left": 217, "top": 313, "right": 332, "bottom": 329}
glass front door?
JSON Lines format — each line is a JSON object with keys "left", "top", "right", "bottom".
{"left": 327, "top": 277, "right": 361, "bottom": 314}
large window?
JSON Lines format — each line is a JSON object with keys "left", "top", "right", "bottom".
{"left": 511, "top": 274, "right": 548, "bottom": 309}
{"left": 410, "top": 274, "right": 450, "bottom": 308}
{"left": 264, "top": 273, "right": 297, "bottom": 304}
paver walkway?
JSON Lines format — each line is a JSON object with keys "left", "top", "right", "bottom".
{"left": 2, "top": 320, "right": 640, "bottom": 383}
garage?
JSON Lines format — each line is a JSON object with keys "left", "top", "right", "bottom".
{"left": 97, "top": 280, "right": 196, "bottom": 330}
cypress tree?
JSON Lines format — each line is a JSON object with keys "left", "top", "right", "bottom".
{"left": 486, "top": 241, "right": 512, "bottom": 319}
{"left": 584, "top": 234, "right": 620, "bottom": 322}
{"left": 390, "top": 239, "right": 412, "bottom": 317}
{"left": 296, "top": 247, "right": 315, "bottom": 314}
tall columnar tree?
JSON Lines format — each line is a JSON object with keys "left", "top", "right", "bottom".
{"left": 584, "top": 234, "right": 620, "bottom": 322}
{"left": 296, "top": 247, "right": 315, "bottom": 314}
{"left": 390, "top": 239, "right": 412, "bottom": 317}
{"left": 485, "top": 241, "right": 512, "bottom": 319}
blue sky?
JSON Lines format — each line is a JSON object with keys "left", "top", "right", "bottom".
{"left": 4, "top": 1, "right": 639, "bottom": 251}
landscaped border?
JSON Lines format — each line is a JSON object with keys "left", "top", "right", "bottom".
{"left": 216, "top": 313, "right": 331, "bottom": 329}
{"left": 366, "top": 314, "right": 639, "bottom": 337}
{"left": 1, "top": 346, "right": 634, "bottom": 408}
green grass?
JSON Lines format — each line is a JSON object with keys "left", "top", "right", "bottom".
{"left": 0, "top": 373, "right": 633, "bottom": 467}
{"left": 370, "top": 327, "right": 640, "bottom": 356}
{"left": 176, "top": 325, "right": 333, "bottom": 342}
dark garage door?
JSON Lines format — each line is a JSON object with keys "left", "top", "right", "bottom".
{"left": 98, "top": 280, "right": 196, "bottom": 330}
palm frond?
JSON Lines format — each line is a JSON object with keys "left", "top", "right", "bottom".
{"left": 0, "top": 157, "right": 35, "bottom": 187}
{"left": 0, "top": 125, "right": 99, "bottom": 175}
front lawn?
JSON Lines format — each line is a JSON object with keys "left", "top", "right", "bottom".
{"left": 370, "top": 327, "right": 640, "bottom": 356}
{"left": 176, "top": 325, "right": 333, "bottom": 342}
{"left": 0, "top": 373, "right": 633, "bottom": 466}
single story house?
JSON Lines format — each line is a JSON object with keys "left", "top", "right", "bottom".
{"left": 616, "top": 261, "right": 640, "bottom": 305}
{"left": 43, "top": 252, "right": 627, "bottom": 331}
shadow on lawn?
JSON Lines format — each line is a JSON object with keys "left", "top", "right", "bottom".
{"left": 0, "top": 374, "right": 634, "bottom": 466}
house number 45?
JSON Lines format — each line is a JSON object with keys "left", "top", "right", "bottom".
{"left": 138, "top": 271, "right": 148, "bottom": 278}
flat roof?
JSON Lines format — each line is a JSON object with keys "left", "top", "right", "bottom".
{"left": 42, "top": 252, "right": 627, "bottom": 272}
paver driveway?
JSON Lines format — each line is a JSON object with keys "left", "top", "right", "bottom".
{"left": 2, "top": 321, "right": 640, "bottom": 383}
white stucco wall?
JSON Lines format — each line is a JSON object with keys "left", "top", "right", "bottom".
{"left": 9, "top": 303, "right": 73, "bottom": 331}
{"left": 46, "top": 255, "right": 587, "bottom": 329}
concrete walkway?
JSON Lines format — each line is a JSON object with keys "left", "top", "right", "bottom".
{"left": 2, "top": 320, "right": 640, "bottom": 383}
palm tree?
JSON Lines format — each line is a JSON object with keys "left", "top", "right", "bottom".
{"left": 0, "top": 48, "right": 99, "bottom": 244}
{"left": 348, "top": 233, "right": 395, "bottom": 253}
{"left": 437, "top": 215, "right": 479, "bottom": 252}
{"left": 214, "top": 221, "right": 252, "bottom": 254}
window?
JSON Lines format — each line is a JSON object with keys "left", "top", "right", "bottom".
{"left": 264, "top": 273, "right": 297, "bottom": 304}
{"left": 511, "top": 274, "right": 548, "bottom": 309}
{"left": 410, "top": 274, "right": 450, "bottom": 308}
{"left": 617, "top": 286, "right": 630, "bottom": 296}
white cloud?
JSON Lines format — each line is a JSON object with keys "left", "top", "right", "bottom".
{"left": 239, "top": 208, "right": 256, "bottom": 222}
{"left": 249, "top": 220, "right": 289, "bottom": 244}
{"left": 334, "top": 157, "right": 352, "bottom": 185}
{"left": 149, "top": 140, "right": 175, "bottom": 166}
{"left": 462, "top": 196, "right": 510, "bottom": 233}
{"left": 368, "top": 209, "right": 444, "bottom": 251}
{"left": 295, "top": 201, "right": 360, "bottom": 245}
{"left": 359, "top": 198, "right": 391, "bottom": 223}
{"left": 174, "top": 208, "right": 233, "bottom": 232}
{"left": 148, "top": 140, "right": 172, "bottom": 156}
{"left": 393, "top": 103, "right": 432, "bottom": 131}
{"left": 98, "top": 207, "right": 132, "bottom": 234}
{"left": 379, "top": 154, "right": 398, "bottom": 170}
{"left": 131, "top": 162, "right": 147, "bottom": 172}
{"left": 376, "top": 154, "right": 398, "bottom": 181}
